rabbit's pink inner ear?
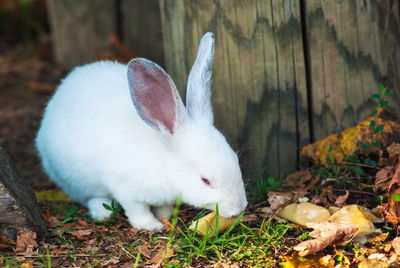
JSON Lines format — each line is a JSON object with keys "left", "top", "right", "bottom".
{"left": 128, "top": 60, "right": 179, "bottom": 134}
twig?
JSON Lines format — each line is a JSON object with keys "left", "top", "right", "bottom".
{"left": 342, "top": 161, "right": 378, "bottom": 169}
{"left": 120, "top": 245, "right": 135, "bottom": 258}
{"left": 333, "top": 188, "right": 377, "bottom": 196}
{"left": 16, "top": 254, "right": 106, "bottom": 258}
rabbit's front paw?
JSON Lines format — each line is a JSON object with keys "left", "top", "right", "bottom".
{"left": 131, "top": 218, "right": 164, "bottom": 231}
{"left": 125, "top": 203, "right": 164, "bottom": 231}
{"left": 87, "top": 197, "right": 113, "bottom": 221}
{"left": 154, "top": 204, "right": 174, "bottom": 219}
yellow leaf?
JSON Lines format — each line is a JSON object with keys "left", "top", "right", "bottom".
{"left": 300, "top": 117, "right": 400, "bottom": 164}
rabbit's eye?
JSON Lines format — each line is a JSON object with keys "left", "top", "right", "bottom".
{"left": 201, "top": 177, "right": 211, "bottom": 186}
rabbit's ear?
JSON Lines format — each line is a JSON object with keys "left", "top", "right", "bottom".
{"left": 186, "top": 32, "right": 215, "bottom": 125}
{"left": 127, "top": 58, "right": 185, "bottom": 135}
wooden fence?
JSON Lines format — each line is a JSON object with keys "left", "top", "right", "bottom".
{"left": 48, "top": 0, "right": 400, "bottom": 177}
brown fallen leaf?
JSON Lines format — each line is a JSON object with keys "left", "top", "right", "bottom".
{"left": 101, "top": 256, "right": 120, "bottom": 266}
{"left": 392, "top": 237, "right": 400, "bottom": 255}
{"left": 284, "top": 170, "right": 320, "bottom": 192}
{"left": 387, "top": 143, "right": 400, "bottom": 162}
{"left": 293, "top": 221, "right": 357, "bottom": 256}
{"left": 357, "top": 258, "right": 389, "bottom": 268}
{"left": 77, "top": 219, "right": 89, "bottom": 227}
{"left": 16, "top": 231, "right": 38, "bottom": 253}
{"left": 375, "top": 166, "right": 393, "bottom": 193}
{"left": 66, "top": 229, "right": 92, "bottom": 241}
{"left": 335, "top": 190, "right": 349, "bottom": 207}
{"left": 241, "top": 213, "right": 259, "bottom": 223}
{"left": 264, "top": 192, "right": 293, "bottom": 214}
{"left": 159, "top": 218, "right": 174, "bottom": 232}
{"left": 380, "top": 162, "right": 400, "bottom": 224}
{"left": 136, "top": 243, "right": 152, "bottom": 259}
{"left": 370, "top": 232, "right": 389, "bottom": 243}
{"left": 189, "top": 212, "right": 237, "bottom": 237}
{"left": 0, "top": 235, "right": 16, "bottom": 250}
{"left": 145, "top": 245, "right": 174, "bottom": 268}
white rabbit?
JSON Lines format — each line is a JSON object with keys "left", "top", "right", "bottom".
{"left": 35, "top": 32, "right": 247, "bottom": 230}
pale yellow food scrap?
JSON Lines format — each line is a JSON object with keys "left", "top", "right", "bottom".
{"left": 278, "top": 202, "right": 331, "bottom": 227}
{"left": 329, "top": 205, "right": 378, "bottom": 237}
{"left": 300, "top": 117, "right": 400, "bottom": 164}
{"left": 189, "top": 212, "right": 237, "bottom": 236}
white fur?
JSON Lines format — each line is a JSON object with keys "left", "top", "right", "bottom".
{"left": 35, "top": 32, "right": 247, "bottom": 230}
{"left": 187, "top": 32, "right": 214, "bottom": 124}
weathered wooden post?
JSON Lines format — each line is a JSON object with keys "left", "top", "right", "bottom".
{"left": 305, "top": 0, "right": 400, "bottom": 140}
{"left": 47, "top": 0, "right": 116, "bottom": 68}
{"left": 160, "top": 0, "right": 310, "bottom": 176}
{"left": 0, "top": 147, "right": 46, "bottom": 239}
{"left": 47, "top": 0, "right": 164, "bottom": 68}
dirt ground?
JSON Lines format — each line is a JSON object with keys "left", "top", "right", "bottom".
{"left": 0, "top": 42, "right": 64, "bottom": 189}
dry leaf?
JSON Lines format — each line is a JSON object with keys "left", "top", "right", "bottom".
{"left": 370, "top": 233, "right": 389, "bottom": 243}
{"left": 392, "top": 237, "right": 400, "bottom": 255}
{"left": 284, "top": 170, "right": 320, "bottom": 192}
{"left": 380, "top": 162, "right": 400, "bottom": 224}
{"left": 145, "top": 245, "right": 174, "bottom": 267}
{"left": 358, "top": 258, "right": 389, "bottom": 268}
{"left": 16, "top": 231, "right": 38, "bottom": 253}
{"left": 375, "top": 166, "right": 393, "bottom": 193}
{"left": 300, "top": 117, "right": 400, "bottom": 164}
{"left": 387, "top": 143, "right": 400, "bottom": 162}
{"left": 264, "top": 192, "right": 293, "bottom": 214}
{"left": 136, "top": 243, "right": 152, "bottom": 259}
{"left": 293, "top": 222, "right": 357, "bottom": 256}
{"left": 66, "top": 229, "right": 92, "bottom": 241}
{"left": 159, "top": 218, "right": 174, "bottom": 232}
{"left": 0, "top": 235, "right": 16, "bottom": 249}
{"left": 278, "top": 202, "right": 331, "bottom": 227}
{"left": 101, "top": 256, "right": 120, "bottom": 266}
{"left": 335, "top": 190, "right": 350, "bottom": 207}
{"left": 189, "top": 212, "right": 237, "bottom": 237}
{"left": 241, "top": 214, "right": 259, "bottom": 223}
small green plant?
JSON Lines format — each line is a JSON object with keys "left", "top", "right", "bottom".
{"left": 102, "top": 200, "right": 123, "bottom": 222}
{"left": 246, "top": 168, "right": 282, "bottom": 202}
{"left": 315, "top": 83, "right": 395, "bottom": 187}
{"left": 390, "top": 193, "right": 400, "bottom": 202}
{"left": 371, "top": 83, "right": 395, "bottom": 115}
{"left": 51, "top": 204, "right": 80, "bottom": 237}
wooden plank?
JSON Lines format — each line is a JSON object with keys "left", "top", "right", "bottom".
{"left": 0, "top": 147, "right": 46, "bottom": 239}
{"left": 160, "top": 0, "right": 310, "bottom": 176}
{"left": 306, "top": 0, "right": 400, "bottom": 140}
{"left": 121, "top": 0, "right": 164, "bottom": 66}
{"left": 47, "top": 0, "right": 116, "bottom": 68}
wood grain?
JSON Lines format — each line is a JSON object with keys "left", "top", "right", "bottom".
{"left": 121, "top": 0, "right": 164, "bottom": 66}
{"left": 0, "top": 147, "right": 46, "bottom": 239}
{"left": 47, "top": 0, "right": 116, "bottom": 68}
{"left": 160, "top": 0, "right": 310, "bottom": 175}
{"left": 306, "top": 0, "right": 400, "bottom": 140}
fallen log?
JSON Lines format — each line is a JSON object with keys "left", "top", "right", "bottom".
{"left": 0, "top": 147, "right": 46, "bottom": 239}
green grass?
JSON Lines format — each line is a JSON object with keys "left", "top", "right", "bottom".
{"left": 162, "top": 201, "right": 292, "bottom": 267}
{"left": 168, "top": 219, "right": 292, "bottom": 267}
